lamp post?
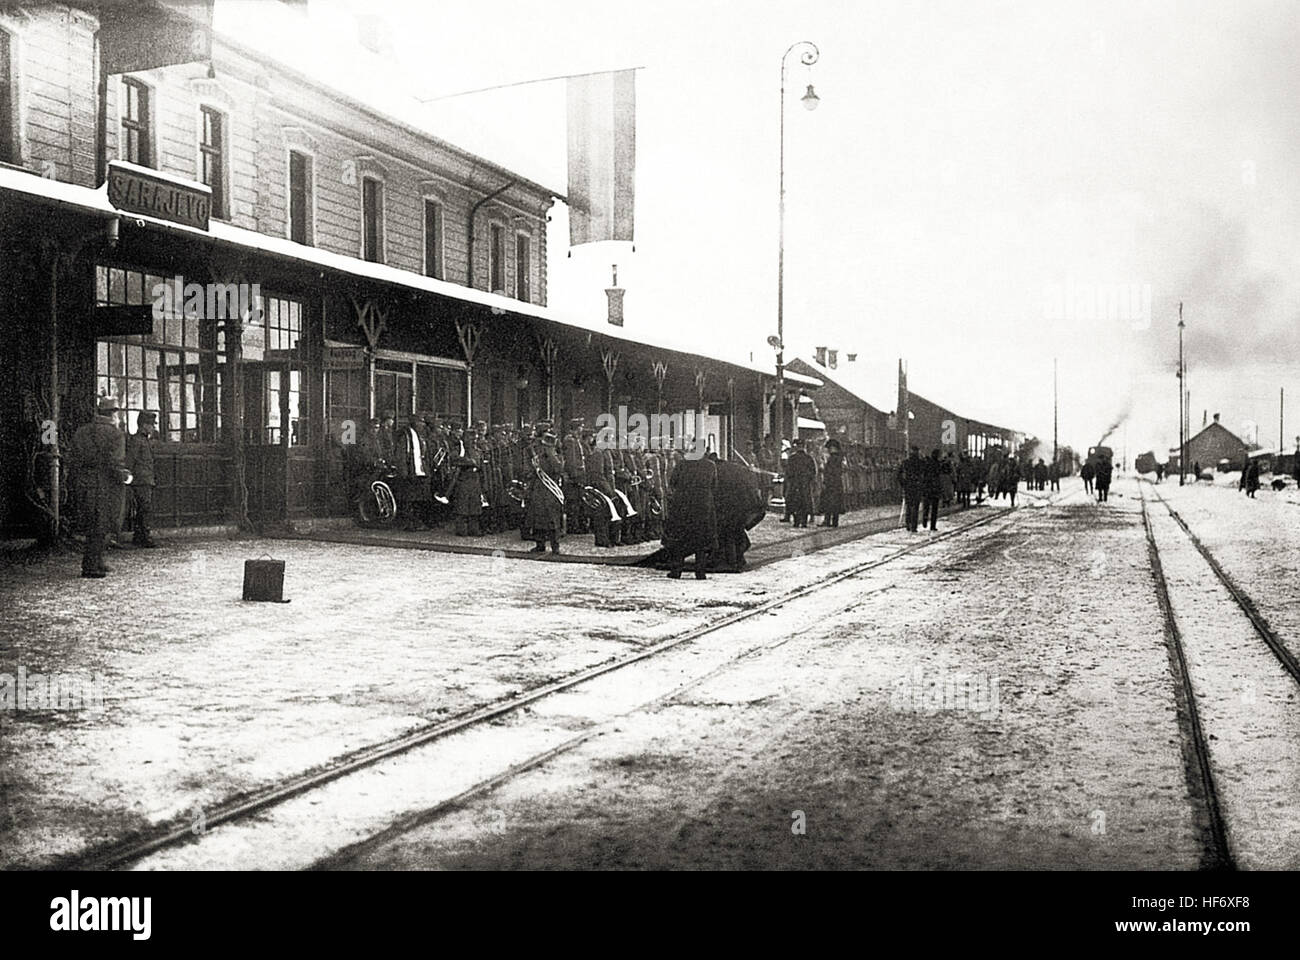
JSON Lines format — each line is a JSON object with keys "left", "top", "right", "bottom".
{"left": 773, "top": 40, "right": 819, "bottom": 455}
{"left": 1177, "top": 302, "right": 1185, "bottom": 485}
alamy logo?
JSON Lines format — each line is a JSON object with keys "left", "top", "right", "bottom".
{"left": 151, "top": 276, "right": 262, "bottom": 322}
{"left": 0, "top": 667, "right": 105, "bottom": 713}
{"left": 50, "top": 891, "right": 151, "bottom": 940}
{"left": 1043, "top": 279, "right": 1151, "bottom": 329}
{"left": 593, "top": 406, "right": 712, "bottom": 459}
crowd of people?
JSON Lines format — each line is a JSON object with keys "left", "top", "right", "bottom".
{"left": 347, "top": 414, "right": 681, "bottom": 553}
{"left": 67, "top": 393, "right": 1094, "bottom": 580}
{"left": 345, "top": 414, "right": 785, "bottom": 576}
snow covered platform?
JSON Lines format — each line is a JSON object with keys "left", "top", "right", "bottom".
{"left": 276, "top": 502, "right": 932, "bottom": 569}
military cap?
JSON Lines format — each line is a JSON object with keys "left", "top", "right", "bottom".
{"left": 96, "top": 396, "right": 120, "bottom": 414}
{"left": 137, "top": 411, "right": 157, "bottom": 424}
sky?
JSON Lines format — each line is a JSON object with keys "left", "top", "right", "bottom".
{"left": 224, "top": 0, "right": 1300, "bottom": 460}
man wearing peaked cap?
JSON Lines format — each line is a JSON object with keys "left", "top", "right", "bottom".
{"left": 125, "top": 410, "right": 159, "bottom": 547}
{"left": 562, "top": 418, "right": 588, "bottom": 536}
{"left": 71, "top": 396, "right": 130, "bottom": 578}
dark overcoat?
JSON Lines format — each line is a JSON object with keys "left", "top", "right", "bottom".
{"left": 819, "top": 453, "right": 845, "bottom": 514}
{"left": 524, "top": 445, "right": 565, "bottom": 534}
{"left": 664, "top": 456, "right": 718, "bottom": 555}
{"left": 71, "top": 415, "right": 126, "bottom": 536}
{"left": 784, "top": 449, "right": 817, "bottom": 515}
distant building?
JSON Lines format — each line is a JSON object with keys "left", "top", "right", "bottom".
{"left": 1185, "top": 414, "right": 1249, "bottom": 471}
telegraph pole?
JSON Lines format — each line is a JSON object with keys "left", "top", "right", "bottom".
{"left": 1053, "top": 357, "right": 1058, "bottom": 471}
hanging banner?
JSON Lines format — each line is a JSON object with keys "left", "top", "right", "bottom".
{"left": 566, "top": 70, "right": 636, "bottom": 246}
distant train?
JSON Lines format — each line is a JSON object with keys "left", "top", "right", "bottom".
{"left": 1087, "top": 445, "right": 1114, "bottom": 466}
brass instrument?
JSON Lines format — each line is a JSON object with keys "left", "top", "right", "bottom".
{"left": 583, "top": 485, "right": 620, "bottom": 522}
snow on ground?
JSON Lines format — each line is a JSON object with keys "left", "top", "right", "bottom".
{"left": 340, "top": 479, "right": 1205, "bottom": 869}
{"left": 0, "top": 497, "right": 1000, "bottom": 867}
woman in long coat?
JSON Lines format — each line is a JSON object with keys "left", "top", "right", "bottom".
{"left": 663, "top": 455, "right": 718, "bottom": 579}
{"left": 818, "top": 439, "right": 845, "bottom": 527}
{"left": 524, "top": 429, "right": 566, "bottom": 553}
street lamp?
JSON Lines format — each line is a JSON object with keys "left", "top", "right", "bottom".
{"left": 774, "top": 40, "right": 819, "bottom": 457}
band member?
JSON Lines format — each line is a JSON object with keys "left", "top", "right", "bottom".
{"left": 525, "top": 424, "right": 565, "bottom": 553}
{"left": 586, "top": 430, "right": 623, "bottom": 547}
{"left": 393, "top": 414, "right": 431, "bottom": 530}
{"left": 122, "top": 411, "right": 160, "bottom": 547}
{"left": 445, "top": 443, "right": 484, "bottom": 536}
{"left": 378, "top": 415, "right": 396, "bottom": 463}
{"left": 72, "top": 396, "right": 129, "bottom": 578}
{"left": 663, "top": 453, "right": 718, "bottom": 580}
{"left": 614, "top": 448, "right": 643, "bottom": 545}
{"left": 562, "top": 418, "right": 589, "bottom": 536}
{"left": 643, "top": 435, "right": 666, "bottom": 542}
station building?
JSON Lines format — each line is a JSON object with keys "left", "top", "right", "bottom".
{"left": 788, "top": 351, "right": 1023, "bottom": 458}
{"left": 0, "top": 1, "right": 820, "bottom": 537}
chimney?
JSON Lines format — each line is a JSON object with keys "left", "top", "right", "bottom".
{"left": 846, "top": 352, "right": 857, "bottom": 362}
{"left": 828, "top": 349, "right": 838, "bottom": 369}
{"left": 1202, "top": 410, "right": 1207, "bottom": 427}
{"left": 605, "top": 264, "right": 624, "bottom": 327}
{"left": 1213, "top": 412, "right": 1220, "bottom": 424}
{"left": 814, "top": 346, "right": 827, "bottom": 366}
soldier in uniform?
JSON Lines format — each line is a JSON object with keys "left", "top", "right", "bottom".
{"left": 378, "top": 416, "right": 396, "bottom": 463}
{"left": 124, "top": 411, "right": 159, "bottom": 547}
{"left": 525, "top": 423, "right": 565, "bottom": 553}
{"left": 586, "top": 430, "right": 623, "bottom": 547}
{"left": 643, "top": 435, "right": 666, "bottom": 542}
{"left": 481, "top": 425, "right": 507, "bottom": 534}
{"left": 72, "top": 396, "right": 130, "bottom": 578}
{"left": 445, "top": 438, "right": 484, "bottom": 536}
{"left": 562, "top": 418, "right": 589, "bottom": 536}
{"left": 393, "top": 414, "right": 431, "bottom": 530}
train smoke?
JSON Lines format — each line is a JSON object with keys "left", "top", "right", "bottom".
{"left": 1097, "top": 401, "right": 1132, "bottom": 446}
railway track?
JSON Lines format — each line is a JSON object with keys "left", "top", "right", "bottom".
{"left": 49, "top": 487, "right": 1071, "bottom": 871}
{"left": 1139, "top": 481, "right": 1300, "bottom": 871}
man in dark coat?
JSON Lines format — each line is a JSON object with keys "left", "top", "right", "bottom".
{"left": 818, "top": 439, "right": 845, "bottom": 527}
{"left": 562, "top": 418, "right": 589, "bottom": 536}
{"left": 784, "top": 440, "right": 817, "bottom": 528}
{"left": 663, "top": 454, "right": 718, "bottom": 579}
{"left": 393, "top": 414, "right": 431, "bottom": 531}
{"left": 445, "top": 447, "right": 484, "bottom": 535}
{"left": 713, "top": 458, "right": 765, "bottom": 571}
{"left": 525, "top": 426, "right": 565, "bottom": 553}
{"left": 897, "top": 446, "right": 924, "bottom": 532}
{"left": 586, "top": 433, "right": 622, "bottom": 547}
{"left": 1002, "top": 455, "right": 1021, "bottom": 506}
{"left": 1244, "top": 459, "right": 1260, "bottom": 498}
{"left": 1094, "top": 455, "right": 1113, "bottom": 502}
{"left": 920, "top": 449, "right": 942, "bottom": 530}
{"left": 1080, "top": 459, "right": 1095, "bottom": 495}
{"left": 124, "top": 411, "right": 159, "bottom": 547}
{"left": 72, "top": 396, "right": 129, "bottom": 578}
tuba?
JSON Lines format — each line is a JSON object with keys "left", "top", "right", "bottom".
{"left": 584, "top": 485, "right": 620, "bottom": 522}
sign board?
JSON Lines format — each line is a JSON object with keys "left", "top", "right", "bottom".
{"left": 325, "top": 346, "right": 368, "bottom": 370}
{"left": 107, "top": 162, "right": 210, "bottom": 230}
{"left": 95, "top": 304, "right": 154, "bottom": 336}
